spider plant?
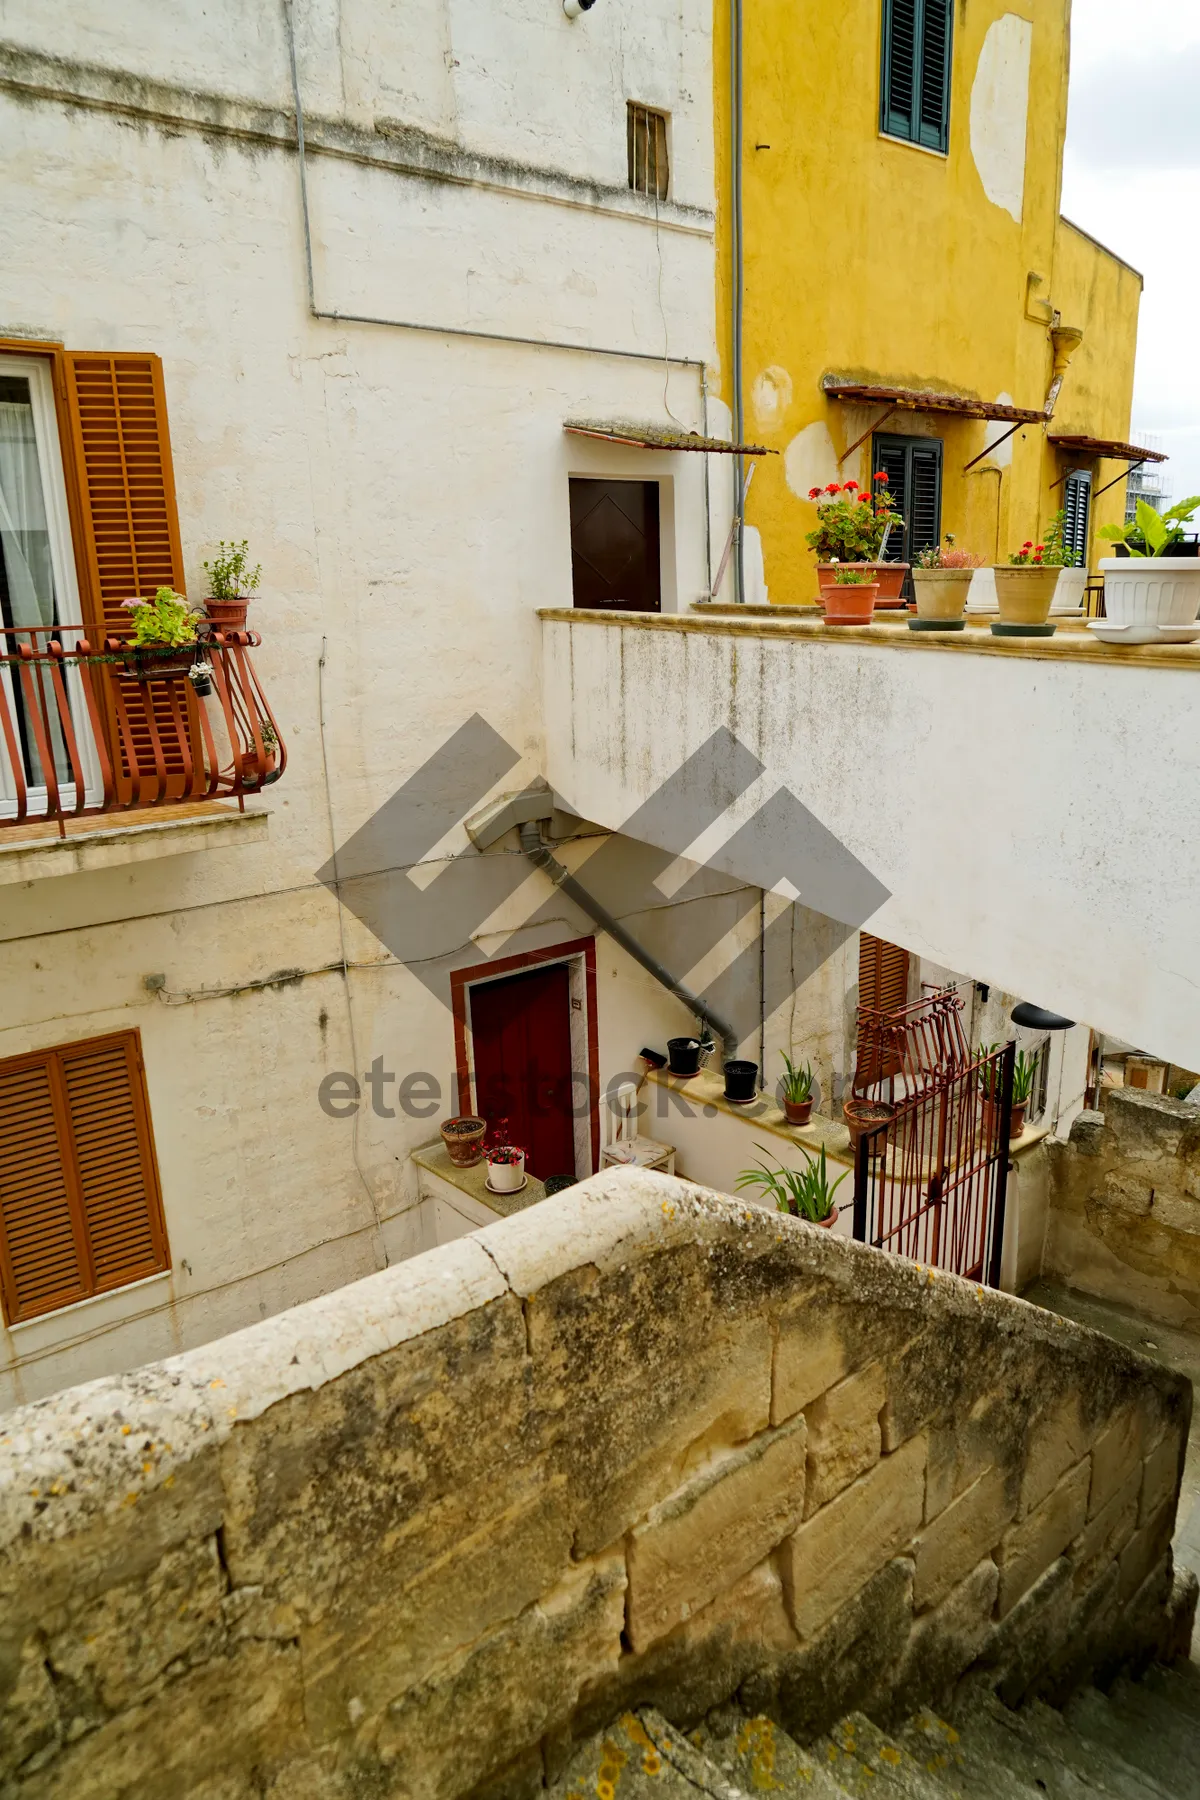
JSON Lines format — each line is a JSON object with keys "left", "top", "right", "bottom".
{"left": 976, "top": 1042, "right": 1002, "bottom": 1100}
{"left": 1012, "top": 1048, "right": 1041, "bottom": 1106}
{"left": 780, "top": 1053, "right": 814, "bottom": 1104}
{"left": 736, "top": 1144, "right": 848, "bottom": 1224}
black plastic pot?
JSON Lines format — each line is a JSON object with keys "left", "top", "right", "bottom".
{"left": 667, "top": 1037, "right": 702, "bottom": 1077}
{"left": 723, "top": 1060, "right": 758, "bottom": 1103}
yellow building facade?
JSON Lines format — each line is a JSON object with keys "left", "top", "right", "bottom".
{"left": 713, "top": 0, "right": 1145, "bottom": 602}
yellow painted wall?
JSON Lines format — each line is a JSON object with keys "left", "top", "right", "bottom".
{"left": 713, "top": 0, "right": 1142, "bottom": 598}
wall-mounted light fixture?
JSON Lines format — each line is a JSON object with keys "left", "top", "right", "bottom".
{"left": 563, "top": 0, "right": 596, "bottom": 16}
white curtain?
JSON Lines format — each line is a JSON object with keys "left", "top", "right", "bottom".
{"left": 0, "top": 399, "right": 56, "bottom": 629}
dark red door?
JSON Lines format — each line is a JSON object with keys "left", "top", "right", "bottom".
{"left": 471, "top": 964, "right": 578, "bottom": 1180}
{"left": 569, "top": 478, "right": 661, "bottom": 611}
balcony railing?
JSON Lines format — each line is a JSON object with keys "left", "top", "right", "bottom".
{"left": 0, "top": 624, "right": 285, "bottom": 833}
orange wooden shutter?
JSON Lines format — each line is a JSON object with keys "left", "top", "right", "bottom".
{"left": 855, "top": 932, "right": 911, "bottom": 1087}
{"left": 0, "top": 1032, "right": 168, "bottom": 1324}
{"left": 62, "top": 353, "right": 186, "bottom": 631}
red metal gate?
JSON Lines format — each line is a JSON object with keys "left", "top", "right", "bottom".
{"left": 852, "top": 1041, "right": 1015, "bottom": 1285}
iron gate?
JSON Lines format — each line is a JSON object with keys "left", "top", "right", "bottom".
{"left": 852, "top": 1041, "right": 1015, "bottom": 1284}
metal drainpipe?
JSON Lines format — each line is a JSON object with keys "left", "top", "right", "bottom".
{"left": 518, "top": 822, "right": 738, "bottom": 1059}
{"left": 730, "top": 0, "right": 746, "bottom": 605}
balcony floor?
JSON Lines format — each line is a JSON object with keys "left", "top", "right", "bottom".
{"left": 0, "top": 801, "right": 268, "bottom": 884}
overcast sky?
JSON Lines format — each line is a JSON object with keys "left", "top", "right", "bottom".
{"left": 1062, "top": 0, "right": 1200, "bottom": 508}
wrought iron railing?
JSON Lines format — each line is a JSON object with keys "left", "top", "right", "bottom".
{"left": 0, "top": 623, "right": 285, "bottom": 833}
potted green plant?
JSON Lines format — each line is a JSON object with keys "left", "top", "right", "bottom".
{"left": 823, "top": 566, "right": 879, "bottom": 626}
{"left": 911, "top": 536, "right": 985, "bottom": 626}
{"left": 778, "top": 1053, "right": 814, "bottom": 1126}
{"left": 117, "top": 587, "right": 203, "bottom": 681}
{"left": 806, "top": 473, "right": 907, "bottom": 601}
{"left": 1010, "top": 1048, "right": 1040, "bottom": 1140}
{"left": 1097, "top": 498, "right": 1200, "bottom": 631}
{"left": 736, "top": 1143, "right": 848, "bottom": 1228}
{"left": 202, "top": 539, "right": 262, "bottom": 633}
{"left": 992, "top": 532, "right": 1066, "bottom": 634}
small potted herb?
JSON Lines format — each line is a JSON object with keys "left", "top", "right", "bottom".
{"left": 805, "top": 473, "right": 906, "bottom": 601}
{"left": 911, "top": 536, "right": 985, "bottom": 626}
{"left": 202, "top": 539, "right": 262, "bottom": 634}
{"left": 1098, "top": 498, "right": 1200, "bottom": 629}
{"left": 117, "top": 587, "right": 203, "bottom": 681}
{"left": 823, "top": 566, "right": 879, "bottom": 626}
{"left": 1010, "top": 1048, "right": 1040, "bottom": 1140}
{"left": 485, "top": 1143, "right": 526, "bottom": 1194}
{"left": 778, "top": 1053, "right": 815, "bottom": 1126}
{"left": 736, "top": 1143, "right": 848, "bottom": 1228}
{"left": 440, "top": 1115, "right": 487, "bottom": 1167}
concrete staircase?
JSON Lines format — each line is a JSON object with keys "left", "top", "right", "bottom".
{"left": 552, "top": 1665, "right": 1200, "bottom": 1799}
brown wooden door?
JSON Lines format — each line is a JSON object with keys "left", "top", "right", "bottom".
{"left": 569, "top": 478, "right": 661, "bottom": 611}
{"left": 471, "top": 963, "right": 578, "bottom": 1180}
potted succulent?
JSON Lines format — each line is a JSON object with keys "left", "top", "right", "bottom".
{"left": 1010, "top": 1048, "right": 1041, "bottom": 1140}
{"left": 485, "top": 1143, "right": 526, "bottom": 1194}
{"left": 911, "top": 536, "right": 985, "bottom": 627}
{"left": 806, "top": 473, "right": 907, "bottom": 601}
{"left": 779, "top": 1053, "right": 814, "bottom": 1126}
{"left": 1098, "top": 498, "right": 1200, "bottom": 629}
{"left": 992, "top": 533, "right": 1066, "bottom": 633}
{"left": 440, "top": 1115, "right": 487, "bottom": 1167}
{"left": 202, "top": 539, "right": 262, "bottom": 634}
{"left": 823, "top": 567, "right": 879, "bottom": 626}
{"left": 736, "top": 1143, "right": 848, "bottom": 1228}
{"left": 115, "top": 587, "right": 204, "bottom": 681}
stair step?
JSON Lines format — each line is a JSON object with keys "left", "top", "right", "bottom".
{"left": 945, "top": 1697, "right": 1121, "bottom": 1799}
{"left": 1064, "top": 1687, "right": 1195, "bottom": 1800}
{"left": 549, "top": 1708, "right": 751, "bottom": 1798}
{"left": 696, "top": 1711, "right": 848, "bottom": 1797}
{"left": 812, "top": 1712, "right": 947, "bottom": 1798}
{"left": 1106, "top": 1673, "right": 1200, "bottom": 1795}
{"left": 958, "top": 1692, "right": 1176, "bottom": 1800}
{"left": 1138, "top": 1662, "right": 1200, "bottom": 1733}
{"left": 893, "top": 1706, "right": 1046, "bottom": 1799}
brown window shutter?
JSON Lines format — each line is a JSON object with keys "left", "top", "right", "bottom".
{"left": 855, "top": 932, "right": 911, "bottom": 1087}
{"left": 62, "top": 353, "right": 186, "bottom": 633}
{"left": 0, "top": 1031, "right": 168, "bottom": 1324}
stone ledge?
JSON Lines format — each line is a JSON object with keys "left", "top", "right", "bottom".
{"left": 411, "top": 1140, "right": 548, "bottom": 1220}
{"left": 0, "top": 803, "right": 268, "bottom": 885}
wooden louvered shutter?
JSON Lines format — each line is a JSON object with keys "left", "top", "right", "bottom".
{"left": 874, "top": 440, "right": 910, "bottom": 561}
{"left": 0, "top": 1032, "right": 168, "bottom": 1324}
{"left": 1063, "top": 470, "right": 1091, "bottom": 567}
{"left": 909, "top": 442, "right": 943, "bottom": 560}
{"left": 917, "top": 0, "right": 953, "bottom": 151}
{"left": 882, "top": 0, "right": 918, "bottom": 139}
{"left": 62, "top": 353, "right": 185, "bottom": 631}
{"left": 882, "top": 0, "right": 953, "bottom": 151}
{"left": 856, "top": 932, "right": 910, "bottom": 1086}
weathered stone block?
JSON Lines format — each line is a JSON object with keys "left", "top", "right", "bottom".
{"left": 1105, "top": 1088, "right": 1200, "bottom": 1162}
{"left": 782, "top": 1434, "right": 926, "bottom": 1640}
{"left": 912, "top": 1465, "right": 1015, "bottom": 1612}
{"left": 776, "top": 1558, "right": 914, "bottom": 1745}
{"left": 1120, "top": 1502, "right": 1175, "bottom": 1605}
{"left": 985, "top": 1555, "right": 1073, "bottom": 1707}
{"left": 302, "top": 1478, "right": 575, "bottom": 1741}
{"left": 375, "top": 1552, "right": 625, "bottom": 1800}
{"left": 772, "top": 1297, "right": 853, "bottom": 1424}
{"left": 997, "top": 1460, "right": 1090, "bottom": 1617}
{"left": 923, "top": 1396, "right": 1025, "bottom": 1525}
{"left": 1101, "top": 1172, "right": 1154, "bottom": 1218}
{"left": 0, "top": 1635, "right": 60, "bottom": 1782}
{"left": 882, "top": 1556, "right": 999, "bottom": 1724}
{"left": 1073, "top": 1468, "right": 1140, "bottom": 1594}
{"left": 626, "top": 1415, "right": 806, "bottom": 1651}
{"left": 1149, "top": 1191, "right": 1200, "bottom": 1236}
{"left": 1140, "top": 1429, "right": 1183, "bottom": 1526}
{"left": 1087, "top": 1406, "right": 1144, "bottom": 1520}
{"left": 804, "top": 1362, "right": 885, "bottom": 1516}
{"left": 1018, "top": 1395, "right": 1089, "bottom": 1519}
{"left": 1067, "top": 1111, "right": 1106, "bottom": 1156}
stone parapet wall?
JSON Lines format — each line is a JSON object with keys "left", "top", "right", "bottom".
{"left": 0, "top": 1170, "right": 1192, "bottom": 1800}
{"left": 1043, "top": 1089, "right": 1200, "bottom": 1331}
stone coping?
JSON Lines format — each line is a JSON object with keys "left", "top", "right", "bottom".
{"left": 412, "top": 1139, "right": 549, "bottom": 1218}
{"left": 539, "top": 607, "right": 1200, "bottom": 670}
{"left": 647, "top": 1067, "right": 1050, "bottom": 1166}
{"left": 0, "top": 802, "right": 268, "bottom": 885}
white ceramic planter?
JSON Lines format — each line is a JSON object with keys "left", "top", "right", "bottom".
{"left": 1052, "top": 567, "right": 1087, "bottom": 614}
{"left": 1099, "top": 558, "right": 1200, "bottom": 628}
{"left": 486, "top": 1152, "right": 525, "bottom": 1193}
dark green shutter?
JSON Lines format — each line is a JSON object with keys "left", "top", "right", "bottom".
{"left": 1062, "top": 471, "right": 1091, "bottom": 566}
{"left": 881, "top": 0, "right": 953, "bottom": 153}
{"left": 873, "top": 434, "right": 944, "bottom": 565}
{"left": 874, "top": 442, "right": 910, "bottom": 561}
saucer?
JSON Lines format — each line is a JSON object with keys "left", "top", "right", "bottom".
{"left": 1086, "top": 620, "right": 1200, "bottom": 646}
{"left": 485, "top": 1172, "right": 528, "bottom": 1195}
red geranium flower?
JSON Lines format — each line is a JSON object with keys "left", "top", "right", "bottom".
{"left": 825, "top": 482, "right": 841, "bottom": 494}
{"left": 874, "top": 471, "right": 889, "bottom": 482}
{"left": 1021, "top": 540, "right": 1033, "bottom": 550}
{"left": 808, "top": 487, "right": 823, "bottom": 500}
{"left": 844, "top": 479, "right": 860, "bottom": 492}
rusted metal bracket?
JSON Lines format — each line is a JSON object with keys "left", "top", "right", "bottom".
{"left": 838, "top": 405, "right": 896, "bottom": 466}
{"left": 963, "top": 421, "right": 1022, "bottom": 473}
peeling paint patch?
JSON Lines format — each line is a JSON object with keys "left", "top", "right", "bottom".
{"left": 970, "top": 15, "right": 1032, "bottom": 224}
{"left": 783, "top": 420, "right": 838, "bottom": 500}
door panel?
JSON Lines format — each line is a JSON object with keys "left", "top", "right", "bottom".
{"left": 471, "top": 963, "right": 578, "bottom": 1180}
{"left": 569, "top": 478, "right": 661, "bottom": 612}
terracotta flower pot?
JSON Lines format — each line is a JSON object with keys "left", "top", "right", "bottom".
{"left": 823, "top": 581, "right": 879, "bottom": 625}
{"left": 993, "top": 565, "right": 1060, "bottom": 627}
{"left": 815, "top": 1210, "right": 837, "bottom": 1229}
{"left": 1009, "top": 1100, "right": 1028, "bottom": 1140}
{"left": 912, "top": 567, "right": 973, "bottom": 622}
{"left": 204, "top": 598, "right": 250, "bottom": 633}
{"left": 843, "top": 1098, "right": 895, "bottom": 1153}
{"left": 817, "top": 562, "right": 908, "bottom": 603}
{"left": 440, "top": 1116, "right": 486, "bottom": 1167}
{"left": 784, "top": 1097, "right": 813, "bottom": 1126}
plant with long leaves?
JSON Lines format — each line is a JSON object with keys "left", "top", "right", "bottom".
{"left": 736, "top": 1143, "right": 848, "bottom": 1224}
{"left": 1012, "top": 1047, "right": 1041, "bottom": 1106}
{"left": 779, "top": 1053, "right": 814, "bottom": 1104}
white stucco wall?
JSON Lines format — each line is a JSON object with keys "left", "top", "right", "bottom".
{"left": 541, "top": 616, "right": 1200, "bottom": 1073}
{"left": 0, "top": 2, "right": 721, "bottom": 1404}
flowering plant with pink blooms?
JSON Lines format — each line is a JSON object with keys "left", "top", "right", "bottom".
{"left": 803, "top": 473, "right": 904, "bottom": 563}
{"left": 120, "top": 587, "right": 202, "bottom": 648}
